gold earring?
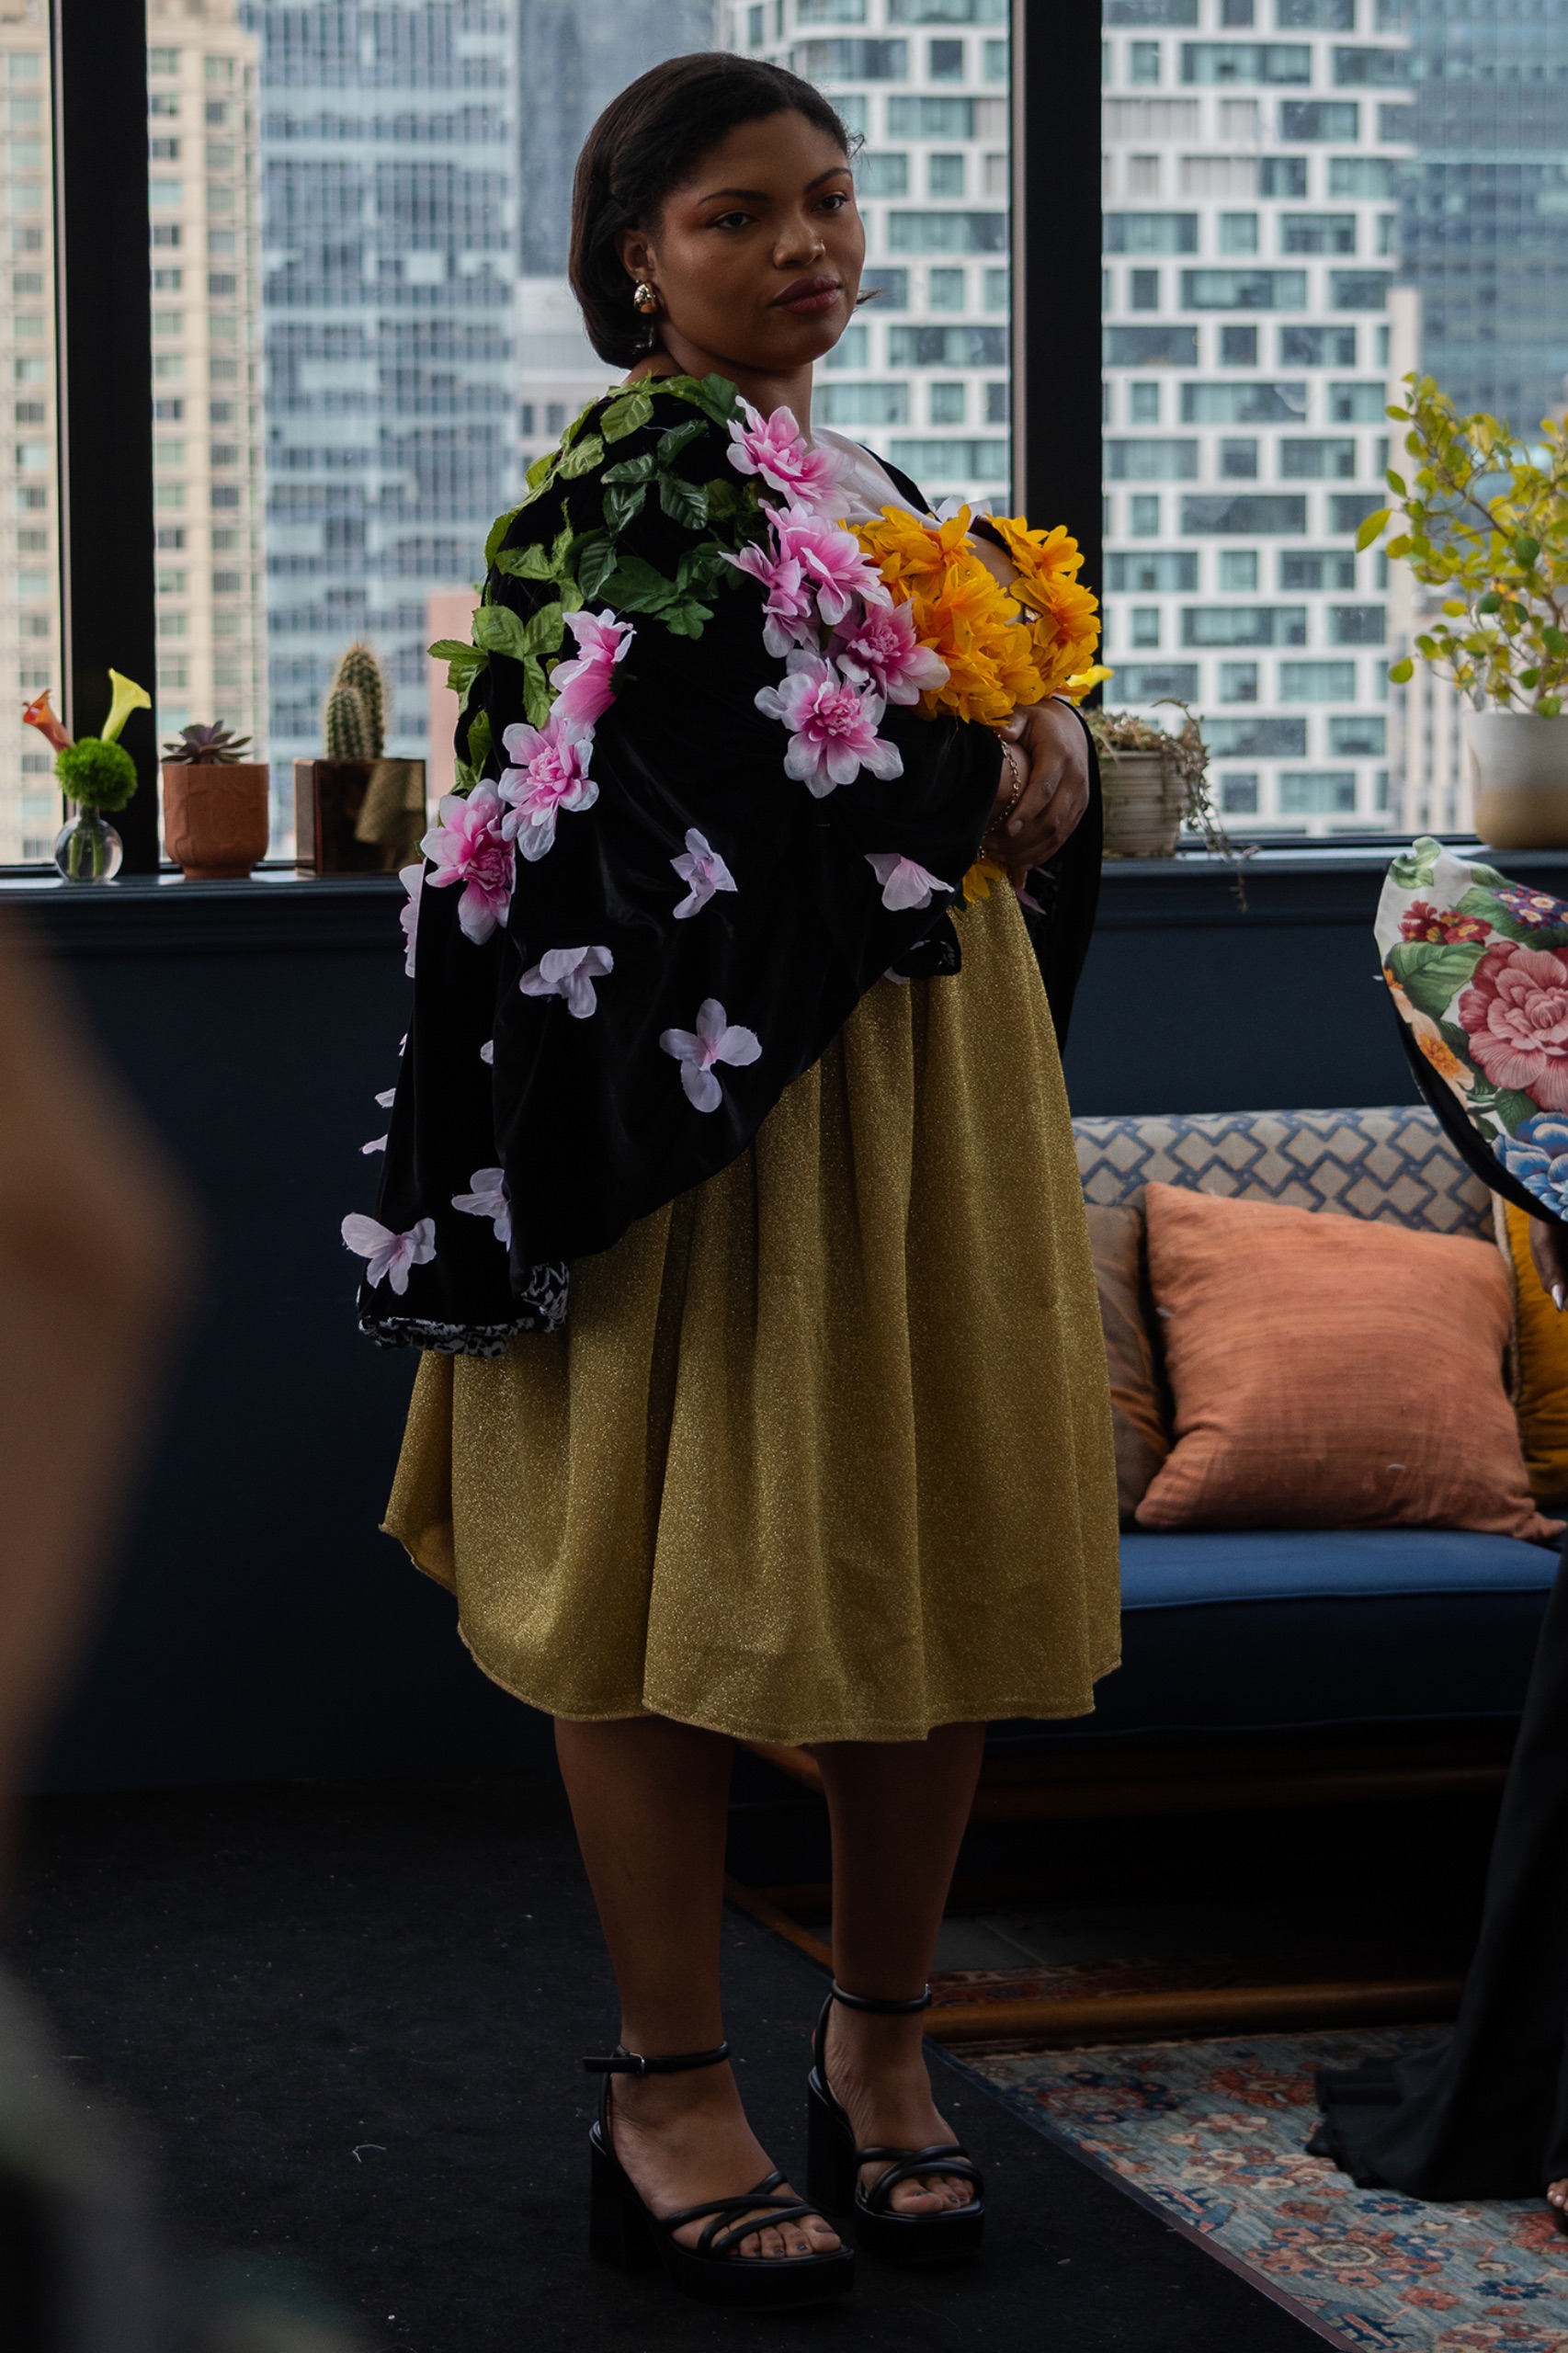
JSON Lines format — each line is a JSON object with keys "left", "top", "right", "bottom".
{"left": 633, "top": 281, "right": 660, "bottom": 315}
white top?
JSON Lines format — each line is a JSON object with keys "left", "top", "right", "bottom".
{"left": 812, "top": 427, "right": 928, "bottom": 525}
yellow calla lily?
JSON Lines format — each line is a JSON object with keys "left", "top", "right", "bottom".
{"left": 100, "top": 668, "right": 151, "bottom": 745}
{"left": 1062, "top": 664, "right": 1114, "bottom": 703}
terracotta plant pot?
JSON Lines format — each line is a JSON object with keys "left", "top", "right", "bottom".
{"left": 1465, "top": 710, "right": 1568, "bottom": 849}
{"left": 1100, "top": 748, "right": 1183, "bottom": 859}
{"left": 161, "top": 762, "right": 270, "bottom": 881}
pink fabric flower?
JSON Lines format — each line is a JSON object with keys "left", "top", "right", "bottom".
{"left": 419, "top": 782, "right": 514, "bottom": 944}
{"left": 670, "top": 828, "right": 737, "bottom": 920}
{"left": 517, "top": 943, "right": 614, "bottom": 1018}
{"left": 755, "top": 652, "right": 904, "bottom": 797}
{"left": 340, "top": 1212, "right": 437, "bottom": 1296}
{"left": 497, "top": 714, "right": 598, "bottom": 862}
{"left": 361, "top": 1135, "right": 387, "bottom": 1155}
{"left": 451, "top": 1166, "right": 512, "bottom": 1249}
{"left": 723, "top": 536, "right": 815, "bottom": 657}
{"left": 727, "top": 400, "right": 842, "bottom": 509}
{"left": 773, "top": 504, "right": 889, "bottom": 629}
{"left": 479, "top": 1038, "right": 494, "bottom": 1064}
{"left": 550, "top": 608, "right": 633, "bottom": 728}
{"left": 865, "top": 852, "right": 951, "bottom": 913}
{"left": 659, "top": 997, "right": 762, "bottom": 1113}
{"left": 398, "top": 861, "right": 423, "bottom": 975}
{"left": 1458, "top": 940, "right": 1568, "bottom": 1108}
{"left": 831, "top": 602, "right": 949, "bottom": 706}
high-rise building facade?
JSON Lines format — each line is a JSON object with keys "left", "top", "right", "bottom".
{"left": 244, "top": 0, "right": 519, "bottom": 835}
{"left": 0, "top": 0, "right": 59, "bottom": 865}
{"left": 723, "top": 0, "right": 1012, "bottom": 518}
{"left": 1100, "top": 0, "right": 1411, "bottom": 838}
{"left": 147, "top": 0, "right": 267, "bottom": 764}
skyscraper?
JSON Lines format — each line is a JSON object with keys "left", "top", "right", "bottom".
{"left": 1099, "top": 0, "right": 1410, "bottom": 838}
{"left": 0, "top": 0, "right": 59, "bottom": 865}
{"left": 244, "top": 0, "right": 520, "bottom": 835}
{"left": 147, "top": 0, "right": 267, "bottom": 766}
{"left": 722, "top": 0, "right": 1012, "bottom": 519}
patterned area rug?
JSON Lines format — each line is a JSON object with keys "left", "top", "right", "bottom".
{"left": 957, "top": 2029, "right": 1568, "bottom": 2352}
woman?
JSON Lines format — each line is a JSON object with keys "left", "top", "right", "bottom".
{"left": 1313, "top": 848, "right": 1568, "bottom": 2226}
{"left": 347, "top": 54, "right": 1119, "bottom": 2310}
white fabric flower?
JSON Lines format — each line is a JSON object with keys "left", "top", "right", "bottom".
{"left": 341, "top": 1213, "right": 436, "bottom": 1296}
{"left": 865, "top": 852, "right": 952, "bottom": 913}
{"left": 479, "top": 1038, "right": 494, "bottom": 1065}
{"left": 398, "top": 863, "right": 423, "bottom": 976}
{"left": 659, "top": 997, "right": 762, "bottom": 1113}
{"left": 670, "top": 829, "right": 738, "bottom": 921}
{"left": 451, "top": 1166, "right": 512, "bottom": 1249}
{"left": 361, "top": 1135, "right": 387, "bottom": 1155}
{"left": 517, "top": 943, "right": 614, "bottom": 1019}
{"left": 374, "top": 1086, "right": 396, "bottom": 1108}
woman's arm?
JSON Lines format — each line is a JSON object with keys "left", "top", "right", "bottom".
{"left": 964, "top": 532, "right": 1091, "bottom": 884}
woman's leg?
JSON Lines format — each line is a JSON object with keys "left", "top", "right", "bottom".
{"left": 812, "top": 1722, "right": 987, "bottom": 2214}
{"left": 554, "top": 1712, "right": 839, "bottom": 2257}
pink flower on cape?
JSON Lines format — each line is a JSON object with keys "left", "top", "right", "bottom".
{"left": 550, "top": 608, "right": 633, "bottom": 728}
{"left": 831, "top": 601, "right": 949, "bottom": 707}
{"left": 451, "top": 1166, "right": 512, "bottom": 1249}
{"left": 517, "top": 942, "right": 614, "bottom": 1019}
{"left": 865, "top": 852, "right": 951, "bottom": 913}
{"left": 755, "top": 652, "right": 903, "bottom": 797}
{"left": 340, "top": 1212, "right": 436, "bottom": 1296}
{"left": 659, "top": 998, "right": 762, "bottom": 1113}
{"left": 1457, "top": 940, "right": 1568, "bottom": 1108}
{"left": 419, "top": 782, "right": 514, "bottom": 944}
{"left": 670, "top": 828, "right": 737, "bottom": 920}
{"left": 769, "top": 503, "right": 888, "bottom": 629}
{"left": 726, "top": 400, "right": 842, "bottom": 510}
{"left": 724, "top": 535, "right": 815, "bottom": 657}
{"left": 398, "top": 861, "right": 423, "bottom": 975}
{"left": 497, "top": 713, "right": 598, "bottom": 862}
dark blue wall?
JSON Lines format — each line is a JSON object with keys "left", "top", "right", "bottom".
{"left": 15, "top": 847, "right": 1563, "bottom": 1791}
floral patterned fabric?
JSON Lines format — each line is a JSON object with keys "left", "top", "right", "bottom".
{"left": 1376, "top": 837, "right": 1568, "bottom": 1230}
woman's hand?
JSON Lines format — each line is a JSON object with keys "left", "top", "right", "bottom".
{"left": 1528, "top": 1216, "right": 1568, "bottom": 1312}
{"left": 984, "top": 701, "right": 1091, "bottom": 886}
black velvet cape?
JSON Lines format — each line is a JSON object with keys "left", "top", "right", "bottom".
{"left": 357, "top": 388, "right": 1098, "bottom": 1352}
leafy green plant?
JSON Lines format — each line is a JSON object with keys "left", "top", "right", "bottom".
{"left": 1358, "top": 372, "right": 1568, "bottom": 714}
{"left": 162, "top": 722, "right": 252, "bottom": 764}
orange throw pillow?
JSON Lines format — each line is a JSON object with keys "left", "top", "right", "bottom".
{"left": 1135, "top": 1183, "right": 1562, "bottom": 1541}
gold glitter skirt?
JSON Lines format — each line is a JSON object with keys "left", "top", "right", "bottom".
{"left": 383, "top": 885, "right": 1120, "bottom": 1744}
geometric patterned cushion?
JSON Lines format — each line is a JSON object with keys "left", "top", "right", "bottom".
{"left": 1073, "top": 1104, "right": 1494, "bottom": 1239}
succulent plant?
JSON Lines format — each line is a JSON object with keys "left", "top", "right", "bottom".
{"left": 162, "top": 721, "right": 253, "bottom": 765}
{"left": 324, "top": 641, "right": 386, "bottom": 759}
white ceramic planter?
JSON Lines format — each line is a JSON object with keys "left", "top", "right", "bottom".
{"left": 1100, "top": 747, "right": 1182, "bottom": 859}
{"left": 1465, "top": 710, "right": 1568, "bottom": 849}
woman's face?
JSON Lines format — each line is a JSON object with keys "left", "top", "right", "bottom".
{"left": 619, "top": 109, "right": 864, "bottom": 381}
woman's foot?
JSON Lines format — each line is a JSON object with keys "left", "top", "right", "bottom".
{"left": 609, "top": 2062, "right": 842, "bottom": 2259}
{"left": 822, "top": 2001, "right": 978, "bottom": 2213}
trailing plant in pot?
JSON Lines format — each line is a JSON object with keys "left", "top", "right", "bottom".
{"left": 1359, "top": 373, "right": 1568, "bottom": 847}
{"left": 23, "top": 670, "right": 150, "bottom": 881}
{"left": 1088, "top": 702, "right": 1233, "bottom": 865}
{"left": 295, "top": 640, "right": 426, "bottom": 873}
{"left": 161, "top": 722, "right": 270, "bottom": 881}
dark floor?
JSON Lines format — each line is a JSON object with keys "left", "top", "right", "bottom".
{"left": 1, "top": 1775, "right": 1327, "bottom": 2351}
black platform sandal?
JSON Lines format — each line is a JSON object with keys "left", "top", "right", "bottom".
{"left": 806, "top": 1984, "right": 985, "bottom": 2267}
{"left": 585, "top": 2040, "right": 855, "bottom": 2308}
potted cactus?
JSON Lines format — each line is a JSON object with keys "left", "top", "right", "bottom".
{"left": 160, "top": 722, "right": 270, "bottom": 881}
{"left": 294, "top": 642, "right": 426, "bottom": 874}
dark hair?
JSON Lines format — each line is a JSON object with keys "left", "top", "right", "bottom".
{"left": 569, "top": 54, "right": 852, "bottom": 369}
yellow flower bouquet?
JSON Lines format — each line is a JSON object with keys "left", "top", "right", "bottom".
{"left": 847, "top": 505, "right": 1108, "bottom": 727}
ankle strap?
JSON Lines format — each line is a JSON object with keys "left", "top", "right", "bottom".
{"left": 583, "top": 2040, "right": 731, "bottom": 2077}
{"left": 831, "top": 1981, "right": 932, "bottom": 2016}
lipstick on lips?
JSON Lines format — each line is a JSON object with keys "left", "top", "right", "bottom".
{"left": 771, "top": 273, "right": 842, "bottom": 317}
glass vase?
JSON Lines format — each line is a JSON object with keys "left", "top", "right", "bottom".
{"left": 53, "top": 810, "right": 124, "bottom": 882}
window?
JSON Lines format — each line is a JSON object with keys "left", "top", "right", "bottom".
{"left": 1280, "top": 324, "right": 1357, "bottom": 365}
{"left": 1280, "top": 438, "right": 1358, "bottom": 477}
{"left": 1279, "top": 102, "right": 1360, "bottom": 141}
{"left": 1278, "top": 0, "right": 1353, "bottom": 25}
{"left": 1280, "top": 662, "right": 1358, "bottom": 699}
{"left": 1221, "top": 324, "right": 1258, "bottom": 364}
{"left": 1183, "top": 380, "right": 1306, "bottom": 422}
{"left": 1330, "top": 155, "right": 1397, "bottom": 199}
{"left": 1220, "top": 438, "right": 1258, "bottom": 476}
{"left": 888, "top": 324, "right": 1007, "bottom": 366}
{"left": 1130, "top": 607, "right": 1161, "bottom": 646}
{"left": 858, "top": 153, "right": 909, "bottom": 197}
{"left": 929, "top": 381, "right": 966, "bottom": 423}
{"left": 1280, "top": 549, "right": 1357, "bottom": 589}
{"left": 1105, "top": 211, "right": 1199, "bottom": 252}
{"left": 1181, "top": 269, "right": 1308, "bottom": 308}
{"left": 1181, "top": 494, "right": 1308, "bottom": 530}
{"left": 1279, "top": 769, "right": 1358, "bottom": 812}
{"left": 1130, "top": 494, "right": 1163, "bottom": 534}
{"left": 927, "top": 153, "right": 966, "bottom": 196}
{"left": 1180, "top": 43, "right": 1312, "bottom": 83}
{"left": 1130, "top": 40, "right": 1161, "bottom": 82}
{"left": 1329, "top": 270, "right": 1390, "bottom": 310}
{"left": 1330, "top": 714, "right": 1386, "bottom": 754}
{"left": 823, "top": 324, "right": 869, "bottom": 369}
{"left": 887, "top": 211, "right": 1007, "bottom": 253}
{"left": 1220, "top": 664, "right": 1259, "bottom": 700}
{"left": 1280, "top": 212, "right": 1357, "bottom": 254}
{"left": 1259, "top": 156, "right": 1309, "bottom": 197}
{"left": 1204, "top": 717, "right": 1307, "bottom": 756}
{"left": 1330, "top": 604, "right": 1387, "bottom": 644}
{"left": 1328, "top": 381, "right": 1388, "bottom": 422}
{"left": 1130, "top": 381, "right": 1162, "bottom": 422}
{"left": 1219, "top": 212, "right": 1259, "bottom": 253}
{"left": 1181, "top": 606, "right": 1307, "bottom": 645}
{"left": 1221, "top": 772, "right": 1260, "bottom": 811}
{"left": 794, "top": 40, "right": 908, "bottom": 78}
{"left": 1106, "top": 438, "right": 1199, "bottom": 478}
{"left": 927, "top": 267, "right": 965, "bottom": 309}
{"left": 1107, "top": 550, "right": 1199, "bottom": 590}
{"left": 1117, "top": 662, "right": 1200, "bottom": 700}
{"left": 1130, "top": 269, "right": 1161, "bottom": 309}
{"left": 817, "top": 382, "right": 911, "bottom": 425}
{"left": 930, "top": 38, "right": 965, "bottom": 77}
{"left": 1220, "top": 550, "right": 1259, "bottom": 590}
{"left": 1105, "top": 324, "right": 1199, "bottom": 364}
{"left": 861, "top": 267, "right": 910, "bottom": 307}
